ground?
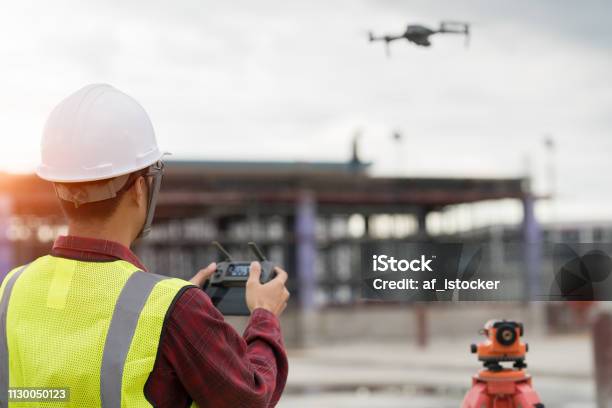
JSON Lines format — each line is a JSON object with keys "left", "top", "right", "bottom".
{"left": 278, "top": 333, "right": 595, "bottom": 407}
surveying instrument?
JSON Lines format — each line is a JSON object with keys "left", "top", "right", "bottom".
{"left": 461, "top": 320, "right": 545, "bottom": 408}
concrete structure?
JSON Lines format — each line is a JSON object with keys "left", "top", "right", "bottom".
{"left": 0, "top": 159, "right": 535, "bottom": 308}
{"left": 4, "top": 159, "right": 607, "bottom": 404}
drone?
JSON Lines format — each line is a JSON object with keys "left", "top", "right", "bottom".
{"left": 369, "top": 21, "right": 470, "bottom": 56}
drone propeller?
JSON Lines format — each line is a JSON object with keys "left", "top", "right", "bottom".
{"left": 367, "top": 31, "right": 392, "bottom": 57}
{"left": 439, "top": 20, "right": 471, "bottom": 48}
{"left": 440, "top": 20, "right": 469, "bottom": 28}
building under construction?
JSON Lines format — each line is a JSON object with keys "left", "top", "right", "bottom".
{"left": 0, "top": 155, "right": 538, "bottom": 313}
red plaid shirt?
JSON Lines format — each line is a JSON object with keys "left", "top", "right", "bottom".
{"left": 51, "top": 235, "right": 288, "bottom": 408}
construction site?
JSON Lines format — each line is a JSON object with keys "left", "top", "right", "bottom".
{"left": 1, "top": 151, "right": 610, "bottom": 406}
{"left": 1, "top": 0, "right": 612, "bottom": 407}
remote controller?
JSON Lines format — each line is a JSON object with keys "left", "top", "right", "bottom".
{"left": 204, "top": 242, "right": 277, "bottom": 315}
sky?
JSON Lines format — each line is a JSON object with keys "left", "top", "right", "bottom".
{"left": 0, "top": 0, "right": 611, "bottom": 224}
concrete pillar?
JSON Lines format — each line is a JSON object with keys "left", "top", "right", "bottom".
{"left": 295, "top": 190, "right": 317, "bottom": 311}
{"left": 522, "top": 193, "right": 542, "bottom": 300}
{"left": 416, "top": 207, "right": 428, "bottom": 238}
{"left": 0, "top": 195, "right": 13, "bottom": 282}
{"left": 415, "top": 304, "right": 428, "bottom": 348}
{"left": 291, "top": 191, "right": 318, "bottom": 348}
{"left": 594, "top": 312, "right": 612, "bottom": 408}
{"left": 364, "top": 215, "right": 370, "bottom": 238}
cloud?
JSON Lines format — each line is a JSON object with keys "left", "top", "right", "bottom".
{"left": 0, "top": 0, "right": 610, "bottom": 221}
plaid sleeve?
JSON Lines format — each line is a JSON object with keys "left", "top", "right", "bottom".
{"left": 146, "top": 287, "right": 288, "bottom": 408}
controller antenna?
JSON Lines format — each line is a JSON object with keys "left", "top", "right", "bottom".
{"left": 212, "top": 241, "right": 233, "bottom": 261}
{"left": 248, "top": 242, "right": 268, "bottom": 262}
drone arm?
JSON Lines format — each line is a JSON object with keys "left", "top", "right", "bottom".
{"left": 438, "top": 28, "right": 466, "bottom": 34}
{"left": 386, "top": 34, "right": 405, "bottom": 42}
{"left": 369, "top": 32, "right": 403, "bottom": 43}
{"left": 382, "top": 35, "right": 404, "bottom": 57}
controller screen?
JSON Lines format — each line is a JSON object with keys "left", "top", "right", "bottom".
{"left": 227, "top": 264, "right": 250, "bottom": 277}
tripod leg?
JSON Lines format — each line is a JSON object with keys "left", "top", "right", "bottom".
{"left": 461, "top": 382, "right": 490, "bottom": 408}
{"left": 514, "top": 383, "right": 544, "bottom": 407}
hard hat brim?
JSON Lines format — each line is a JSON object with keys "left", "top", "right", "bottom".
{"left": 36, "top": 151, "right": 170, "bottom": 183}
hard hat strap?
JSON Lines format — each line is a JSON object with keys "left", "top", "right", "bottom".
{"left": 54, "top": 174, "right": 131, "bottom": 208}
{"left": 137, "top": 161, "right": 164, "bottom": 239}
{"left": 54, "top": 161, "right": 163, "bottom": 238}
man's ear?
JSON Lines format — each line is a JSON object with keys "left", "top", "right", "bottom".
{"left": 130, "top": 176, "right": 148, "bottom": 208}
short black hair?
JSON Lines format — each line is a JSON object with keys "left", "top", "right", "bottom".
{"left": 58, "top": 169, "right": 147, "bottom": 222}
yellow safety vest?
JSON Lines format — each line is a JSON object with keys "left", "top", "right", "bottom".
{"left": 0, "top": 255, "right": 195, "bottom": 407}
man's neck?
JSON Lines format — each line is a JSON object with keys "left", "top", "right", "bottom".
{"left": 67, "top": 222, "right": 134, "bottom": 248}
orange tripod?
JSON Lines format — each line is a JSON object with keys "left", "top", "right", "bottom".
{"left": 461, "top": 320, "right": 545, "bottom": 408}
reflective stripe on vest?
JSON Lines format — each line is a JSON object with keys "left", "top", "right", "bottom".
{"left": 0, "top": 256, "right": 193, "bottom": 408}
{"left": 100, "top": 271, "right": 170, "bottom": 408}
{"left": 0, "top": 265, "right": 29, "bottom": 407}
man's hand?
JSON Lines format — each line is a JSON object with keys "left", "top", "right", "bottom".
{"left": 190, "top": 262, "right": 217, "bottom": 287}
{"left": 246, "top": 262, "right": 290, "bottom": 317}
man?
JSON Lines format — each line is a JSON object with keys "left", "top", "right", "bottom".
{"left": 0, "top": 84, "right": 290, "bottom": 407}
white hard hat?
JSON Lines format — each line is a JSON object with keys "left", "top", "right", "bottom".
{"left": 36, "top": 83, "right": 165, "bottom": 183}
